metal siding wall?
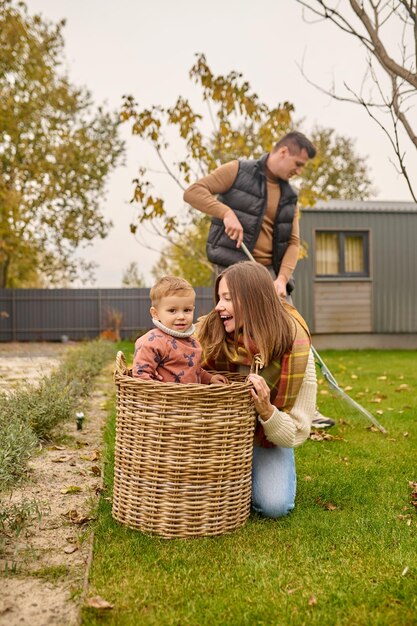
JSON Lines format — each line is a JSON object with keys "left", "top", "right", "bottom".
{"left": 0, "top": 288, "right": 215, "bottom": 342}
{"left": 294, "top": 210, "right": 417, "bottom": 333}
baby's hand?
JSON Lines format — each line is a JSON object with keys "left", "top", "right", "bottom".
{"left": 210, "top": 374, "right": 229, "bottom": 385}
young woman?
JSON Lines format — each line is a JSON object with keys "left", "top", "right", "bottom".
{"left": 198, "top": 261, "right": 317, "bottom": 518}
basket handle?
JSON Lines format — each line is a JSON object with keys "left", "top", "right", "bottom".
{"left": 115, "top": 350, "right": 128, "bottom": 376}
{"left": 252, "top": 354, "right": 264, "bottom": 375}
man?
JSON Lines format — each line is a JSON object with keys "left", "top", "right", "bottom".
{"left": 183, "top": 131, "right": 335, "bottom": 429}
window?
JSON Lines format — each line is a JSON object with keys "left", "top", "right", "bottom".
{"left": 315, "top": 231, "right": 369, "bottom": 277}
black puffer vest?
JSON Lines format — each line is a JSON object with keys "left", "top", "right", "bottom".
{"left": 206, "top": 154, "right": 298, "bottom": 274}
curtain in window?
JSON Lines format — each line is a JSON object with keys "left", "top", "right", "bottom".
{"left": 345, "top": 236, "right": 364, "bottom": 273}
{"left": 316, "top": 232, "right": 339, "bottom": 275}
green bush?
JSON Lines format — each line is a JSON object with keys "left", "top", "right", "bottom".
{"left": 0, "top": 340, "right": 116, "bottom": 490}
{"left": 0, "top": 408, "right": 37, "bottom": 489}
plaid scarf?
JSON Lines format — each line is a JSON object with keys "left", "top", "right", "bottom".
{"left": 205, "top": 305, "right": 311, "bottom": 447}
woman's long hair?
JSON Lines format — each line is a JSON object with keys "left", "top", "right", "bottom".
{"left": 198, "top": 261, "right": 295, "bottom": 366}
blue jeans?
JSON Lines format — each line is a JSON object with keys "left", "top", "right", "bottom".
{"left": 252, "top": 446, "right": 296, "bottom": 518}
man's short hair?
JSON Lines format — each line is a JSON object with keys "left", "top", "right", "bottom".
{"left": 150, "top": 276, "right": 195, "bottom": 306}
{"left": 273, "top": 131, "right": 316, "bottom": 159}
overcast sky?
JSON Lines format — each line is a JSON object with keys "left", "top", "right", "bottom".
{"left": 26, "top": 0, "right": 417, "bottom": 287}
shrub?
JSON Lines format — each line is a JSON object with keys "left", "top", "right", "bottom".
{"left": 0, "top": 404, "right": 38, "bottom": 489}
{"left": 0, "top": 340, "right": 116, "bottom": 490}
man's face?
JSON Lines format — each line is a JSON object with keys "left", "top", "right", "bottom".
{"left": 269, "top": 146, "right": 309, "bottom": 180}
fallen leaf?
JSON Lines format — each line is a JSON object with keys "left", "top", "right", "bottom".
{"left": 52, "top": 445, "right": 67, "bottom": 451}
{"left": 395, "top": 384, "right": 410, "bottom": 392}
{"left": 51, "top": 456, "right": 71, "bottom": 463}
{"left": 377, "top": 375, "right": 387, "bottom": 380}
{"left": 304, "top": 475, "right": 312, "bottom": 481}
{"left": 376, "top": 410, "right": 384, "bottom": 415}
{"left": 308, "top": 595, "right": 317, "bottom": 606}
{"left": 316, "top": 499, "right": 337, "bottom": 511}
{"left": 0, "top": 601, "right": 12, "bottom": 615}
{"left": 319, "top": 389, "right": 329, "bottom": 395}
{"left": 63, "top": 544, "right": 78, "bottom": 554}
{"left": 61, "top": 486, "right": 82, "bottom": 494}
{"left": 90, "top": 465, "right": 101, "bottom": 476}
{"left": 80, "top": 450, "right": 100, "bottom": 462}
{"left": 370, "top": 398, "right": 382, "bottom": 404}
{"left": 401, "top": 566, "right": 409, "bottom": 576}
{"left": 86, "top": 596, "right": 114, "bottom": 610}
{"left": 63, "top": 509, "right": 96, "bottom": 525}
{"left": 344, "top": 385, "right": 353, "bottom": 392}
{"left": 403, "top": 432, "right": 409, "bottom": 437}
{"left": 310, "top": 431, "right": 345, "bottom": 442}
{"left": 351, "top": 374, "right": 358, "bottom": 379}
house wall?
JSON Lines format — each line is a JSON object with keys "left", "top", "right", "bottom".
{"left": 293, "top": 210, "right": 417, "bottom": 334}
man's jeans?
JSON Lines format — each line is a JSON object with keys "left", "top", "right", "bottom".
{"left": 252, "top": 445, "right": 296, "bottom": 518}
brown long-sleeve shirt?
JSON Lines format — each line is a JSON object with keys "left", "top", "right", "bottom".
{"left": 183, "top": 160, "right": 299, "bottom": 282}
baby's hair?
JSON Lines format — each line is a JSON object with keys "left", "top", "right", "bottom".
{"left": 150, "top": 276, "right": 195, "bottom": 306}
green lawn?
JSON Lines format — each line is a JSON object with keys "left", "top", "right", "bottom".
{"left": 83, "top": 347, "right": 417, "bottom": 626}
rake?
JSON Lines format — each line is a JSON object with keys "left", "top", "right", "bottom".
{"left": 240, "top": 242, "right": 387, "bottom": 434}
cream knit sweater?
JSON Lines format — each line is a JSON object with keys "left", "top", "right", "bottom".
{"left": 259, "top": 349, "right": 317, "bottom": 448}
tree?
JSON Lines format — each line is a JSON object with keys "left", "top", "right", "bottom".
{"left": 296, "top": 0, "right": 417, "bottom": 201}
{"left": 121, "top": 53, "right": 373, "bottom": 284}
{"left": 121, "top": 261, "right": 146, "bottom": 287}
{"left": 151, "top": 218, "right": 213, "bottom": 285}
{"left": 0, "top": 0, "right": 124, "bottom": 287}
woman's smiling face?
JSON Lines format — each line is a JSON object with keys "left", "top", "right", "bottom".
{"left": 215, "top": 277, "right": 236, "bottom": 332}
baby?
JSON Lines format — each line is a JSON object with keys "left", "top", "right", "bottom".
{"left": 132, "top": 276, "right": 227, "bottom": 385}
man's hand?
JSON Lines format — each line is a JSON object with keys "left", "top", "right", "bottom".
{"left": 223, "top": 209, "right": 244, "bottom": 248}
{"left": 273, "top": 275, "right": 288, "bottom": 299}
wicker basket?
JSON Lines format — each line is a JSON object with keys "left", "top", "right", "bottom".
{"left": 112, "top": 351, "right": 257, "bottom": 538}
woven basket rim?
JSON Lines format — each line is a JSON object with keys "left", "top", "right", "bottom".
{"left": 114, "top": 350, "right": 253, "bottom": 392}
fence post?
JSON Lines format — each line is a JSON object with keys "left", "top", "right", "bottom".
{"left": 12, "top": 289, "right": 16, "bottom": 342}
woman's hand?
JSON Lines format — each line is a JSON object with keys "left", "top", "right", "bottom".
{"left": 210, "top": 373, "right": 229, "bottom": 385}
{"left": 247, "top": 373, "right": 275, "bottom": 421}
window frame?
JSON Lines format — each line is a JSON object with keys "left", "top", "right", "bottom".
{"left": 315, "top": 229, "right": 370, "bottom": 278}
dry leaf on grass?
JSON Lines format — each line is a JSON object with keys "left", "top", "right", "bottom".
{"left": 63, "top": 544, "right": 78, "bottom": 554}
{"left": 408, "top": 481, "right": 417, "bottom": 508}
{"left": 395, "top": 384, "right": 410, "bottom": 392}
{"left": 86, "top": 596, "right": 114, "bottom": 610}
{"left": 315, "top": 499, "right": 337, "bottom": 511}
{"left": 309, "top": 431, "right": 345, "bottom": 442}
{"left": 308, "top": 595, "right": 317, "bottom": 606}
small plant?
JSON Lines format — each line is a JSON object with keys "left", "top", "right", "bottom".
{"left": 31, "top": 564, "right": 70, "bottom": 582}
{"left": 0, "top": 498, "right": 43, "bottom": 558}
{"left": 100, "top": 308, "right": 123, "bottom": 342}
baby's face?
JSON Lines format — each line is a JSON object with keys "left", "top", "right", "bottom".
{"left": 151, "top": 294, "right": 195, "bottom": 332}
